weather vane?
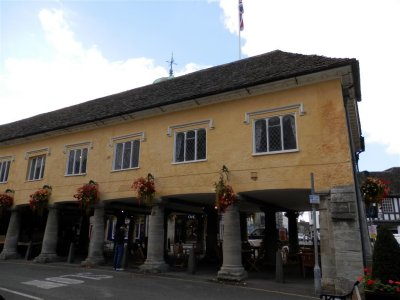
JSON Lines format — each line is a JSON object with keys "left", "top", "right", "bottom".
{"left": 166, "top": 53, "right": 177, "bottom": 77}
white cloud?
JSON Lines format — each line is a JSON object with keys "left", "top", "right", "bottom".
{"left": 219, "top": 0, "right": 400, "bottom": 158}
{"left": 176, "top": 62, "right": 211, "bottom": 76}
{"left": 0, "top": 8, "right": 206, "bottom": 125}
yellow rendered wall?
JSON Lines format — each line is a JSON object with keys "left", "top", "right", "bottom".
{"left": 0, "top": 79, "right": 354, "bottom": 206}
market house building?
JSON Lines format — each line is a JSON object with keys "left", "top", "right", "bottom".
{"left": 0, "top": 50, "right": 367, "bottom": 294}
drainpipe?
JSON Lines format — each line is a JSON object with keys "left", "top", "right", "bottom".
{"left": 342, "top": 88, "right": 371, "bottom": 267}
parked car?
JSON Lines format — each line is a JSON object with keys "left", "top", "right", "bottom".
{"left": 394, "top": 234, "right": 400, "bottom": 245}
{"left": 248, "top": 228, "right": 264, "bottom": 247}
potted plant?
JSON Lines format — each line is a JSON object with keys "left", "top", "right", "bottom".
{"left": 214, "top": 165, "right": 237, "bottom": 213}
{"left": 132, "top": 173, "right": 156, "bottom": 206}
{"left": 74, "top": 180, "right": 99, "bottom": 214}
{"left": 358, "top": 227, "right": 400, "bottom": 299}
{"left": 29, "top": 185, "right": 52, "bottom": 215}
{"left": 0, "top": 188, "right": 14, "bottom": 216}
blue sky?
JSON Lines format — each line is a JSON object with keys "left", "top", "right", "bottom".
{"left": 1, "top": 0, "right": 399, "bottom": 172}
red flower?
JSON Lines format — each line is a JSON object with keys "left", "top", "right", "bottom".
{"left": 132, "top": 174, "right": 155, "bottom": 205}
{"left": 367, "top": 279, "right": 375, "bottom": 286}
{"left": 361, "top": 177, "right": 390, "bottom": 204}
{"left": 0, "top": 193, "right": 13, "bottom": 208}
{"left": 29, "top": 186, "right": 51, "bottom": 212}
{"left": 214, "top": 166, "right": 236, "bottom": 213}
{"left": 74, "top": 180, "right": 99, "bottom": 213}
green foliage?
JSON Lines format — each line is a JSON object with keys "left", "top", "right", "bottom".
{"left": 372, "top": 226, "right": 400, "bottom": 283}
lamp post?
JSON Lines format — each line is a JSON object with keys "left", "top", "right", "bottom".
{"left": 309, "top": 173, "right": 321, "bottom": 295}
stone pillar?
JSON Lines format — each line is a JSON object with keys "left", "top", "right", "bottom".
{"left": 166, "top": 213, "right": 176, "bottom": 253}
{"left": 263, "top": 209, "right": 279, "bottom": 266}
{"left": 205, "top": 206, "right": 219, "bottom": 262}
{"left": 81, "top": 202, "right": 105, "bottom": 266}
{"left": 0, "top": 207, "right": 21, "bottom": 260}
{"left": 34, "top": 205, "right": 60, "bottom": 263}
{"left": 286, "top": 211, "right": 299, "bottom": 255}
{"left": 320, "top": 185, "right": 364, "bottom": 294}
{"left": 240, "top": 212, "right": 248, "bottom": 241}
{"left": 217, "top": 199, "right": 247, "bottom": 281}
{"left": 140, "top": 200, "right": 168, "bottom": 273}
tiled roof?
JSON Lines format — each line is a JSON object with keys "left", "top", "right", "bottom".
{"left": 0, "top": 50, "right": 360, "bottom": 143}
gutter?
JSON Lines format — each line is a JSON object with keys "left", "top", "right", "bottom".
{"left": 342, "top": 87, "right": 370, "bottom": 267}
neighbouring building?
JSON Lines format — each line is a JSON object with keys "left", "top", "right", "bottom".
{"left": 0, "top": 50, "right": 367, "bottom": 293}
{"left": 360, "top": 168, "right": 400, "bottom": 235}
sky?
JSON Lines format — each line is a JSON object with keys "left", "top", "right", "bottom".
{"left": 1, "top": 0, "right": 399, "bottom": 172}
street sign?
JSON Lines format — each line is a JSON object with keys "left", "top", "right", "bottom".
{"left": 309, "top": 194, "right": 320, "bottom": 204}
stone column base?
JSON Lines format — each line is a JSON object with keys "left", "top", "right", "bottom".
{"left": 217, "top": 266, "right": 248, "bottom": 281}
{"left": 34, "top": 253, "right": 60, "bottom": 263}
{"left": 0, "top": 251, "right": 20, "bottom": 260}
{"left": 81, "top": 256, "right": 105, "bottom": 267}
{"left": 139, "top": 260, "right": 169, "bottom": 273}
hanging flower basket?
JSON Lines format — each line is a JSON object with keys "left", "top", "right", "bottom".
{"left": 214, "top": 165, "right": 237, "bottom": 213}
{"left": 74, "top": 180, "right": 99, "bottom": 214}
{"left": 0, "top": 189, "right": 14, "bottom": 215}
{"left": 29, "top": 185, "right": 51, "bottom": 215}
{"left": 132, "top": 173, "right": 156, "bottom": 205}
{"left": 361, "top": 177, "right": 390, "bottom": 204}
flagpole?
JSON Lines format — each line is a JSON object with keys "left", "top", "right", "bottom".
{"left": 239, "top": 28, "right": 241, "bottom": 60}
{"left": 238, "top": 0, "right": 241, "bottom": 59}
{"left": 238, "top": 0, "right": 244, "bottom": 59}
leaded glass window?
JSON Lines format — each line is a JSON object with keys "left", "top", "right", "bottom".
{"left": 113, "top": 140, "right": 140, "bottom": 170}
{"left": 254, "top": 114, "right": 297, "bottom": 154}
{"left": 174, "top": 129, "right": 207, "bottom": 163}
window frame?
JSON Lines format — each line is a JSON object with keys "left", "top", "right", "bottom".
{"left": 63, "top": 142, "right": 92, "bottom": 177}
{"left": 65, "top": 147, "right": 89, "bottom": 176}
{"left": 27, "top": 154, "right": 46, "bottom": 181}
{"left": 381, "top": 198, "right": 394, "bottom": 213}
{"left": 173, "top": 127, "right": 207, "bottom": 164}
{"left": 252, "top": 113, "right": 299, "bottom": 155}
{"left": 112, "top": 138, "right": 141, "bottom": 171}
{"left": 0, "top": 157, "right": 12, "bottom": 183}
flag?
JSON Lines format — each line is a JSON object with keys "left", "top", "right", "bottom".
{"left": 239, "top": 0, "right": 244, "bottom": 31}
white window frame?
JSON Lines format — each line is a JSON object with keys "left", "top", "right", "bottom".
{"left": 64, "top": 142, "right": 92, "bottom": 176}
{"left": 65, "top": 148, "right": 88, "bottom": 176}
{"left": 167, "top": 119, "right": 213, "bottom": 165}
{"left": 173, "top": 128, "right": 207, "bottom": 164}
{"left": 111, "top": 133, "right": 143, "bottom": 171}
{"left": 0, "top": 156, "right": 13, "bottom": 183}
{"left": 27, "top": 155, "right": 46, "bottom": 181}
{"left": 25, "top": 148, "right": 50, "bottom": 182}
{"left": 252, "top": 113, "right": 299, "bottom": 155}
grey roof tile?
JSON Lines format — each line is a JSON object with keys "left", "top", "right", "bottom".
{"left": 0, "top": 50, "right": 360, "bottom": 143}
